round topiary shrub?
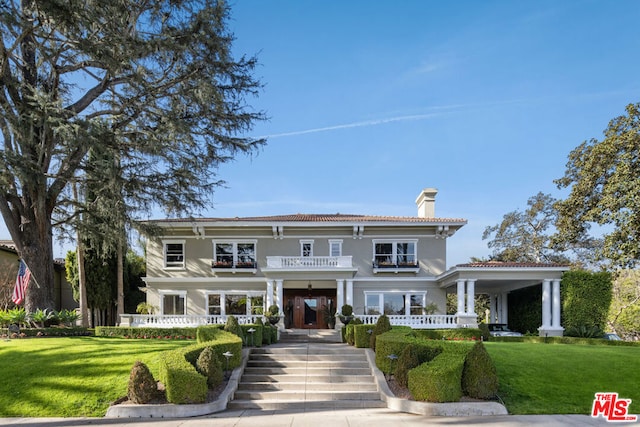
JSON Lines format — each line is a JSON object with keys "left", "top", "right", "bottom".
{"left": 197, "top": 346, "right": 224, "bottom": 388}
{"left": 461, "top": 341, "right": 499, "bottom": 399}
{"left": 370, "top": 314, "right": 392, "bottom": 350}
{"left": 224, "top": 315, "right": 244, "bottom": 340}
{"left": 127, "top": 361, "right": 157, "bottom": 404}
{"left": 396, "top": 344, "right": 443, "bottom": 387}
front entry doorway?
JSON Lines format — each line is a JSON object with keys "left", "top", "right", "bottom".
{"left": 284, "top": 289, "right": 336, "bottom": 329}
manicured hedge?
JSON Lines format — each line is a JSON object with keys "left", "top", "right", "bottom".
{"left": 412, "top": 328, "right": 483, "bottom": 341}
{"left": 562, "top": 270, "right": 612, "bottom": 333}
{"left": 95, "top": 326, "right": 196, "bottom": 339}
{"left": 354, "top": 324, "right": 374, "bottom": 348}
{"left": 195, "top": 325, "right": 224, "bottom": 342}
{"left": 491, "top": 335, "right": 640, "bottom": 346}
{"left": 376, "top": 329, "right": 484, "bottom": 403}
{"left": 240, "top": 324, "right": 263, "bottom": 347}
{"left": 1, "top": 327, "right": 92, "bottom": 337}
{"left": 158, "top": 329, "right": 242, "bottom": 404}
{"left": 408, "top": 350, "right": 466, "bottom": 402}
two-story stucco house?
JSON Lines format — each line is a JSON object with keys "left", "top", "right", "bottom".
{"left": 129, "top": 189, "right": 567, "bottom": 336}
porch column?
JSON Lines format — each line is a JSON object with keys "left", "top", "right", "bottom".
{"left": 456, "top": 279, "right": 466, "bottom": 314}
{"left": 489, "top": 294, "right": 497, "bottom": 324}
{"left": 275, "top": 279, "right": 283, "bottom": 313}
{"left": 466, "top": 279, "right": 476, "bottom": 315}
{"left": 541, "top": 279, "right": 551, "bottom": 328}
{"left": 336, "top": 279, "right": 344, "bottom": 312}
{"left": 345, "top": 279, "right": 353, "bottom": 306}
{"left": 500, "top": 292, "right": 509, "bottom": 324}
{"left": 266, "top": 280, "right": 274, "bottom": 310}
{"left": 552, "top": 279, "right": 562, "bottom": 328}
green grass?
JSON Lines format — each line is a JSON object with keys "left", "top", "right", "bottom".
{"left": 0, "top": 337, "right": 193, "bottom": 417}
{"left": 486, "top": 342, "right": 640, "bottom": 415}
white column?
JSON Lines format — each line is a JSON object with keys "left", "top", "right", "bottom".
{"left": 489, "top": 294, "right": 497, "bottom": 324}
{"left": 552, "top": 279, "right": 561, "bottom": 328}
{"left": 266, "top": 280, "right": 274, "bottom": 310}
{"left": 541, "top": 279, "right": 551, "bottom": 328}
{"left": 346, "top": 279, "right": 353, "bottom": 306}
{"left": 466, "top": 280, "right": 476, "bottom": 315}
{"left": 336, "top": 279, "right": 344, "bottom": 312}
{"left": 456, "top": 279, "right": 466, "bottom": 314}
{"left": 275, "top": 279, "right": 283, "bottom": 314}
{"left": 501, "top": 292, "right": 509, "bottom": 324}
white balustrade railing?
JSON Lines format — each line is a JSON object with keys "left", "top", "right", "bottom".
{"left": 355, "top": 314, "right": 458, "bottom": 329}
{"left": 266, "top": 256, "right": 353, "bottom": 269}
{"left": 123, "top": 314, "right": 265, "bottom": 328}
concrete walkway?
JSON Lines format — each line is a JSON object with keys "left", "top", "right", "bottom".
{"left": 0, "top": 409, "right": 614, "bottom": 426}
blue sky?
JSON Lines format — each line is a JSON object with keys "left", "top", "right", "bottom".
{"left": 2, "top": 0, "right": 640, "bottom": 267}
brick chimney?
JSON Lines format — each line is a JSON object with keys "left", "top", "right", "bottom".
{"left": 415, "top": 188, "right": 438, "bottom": 218}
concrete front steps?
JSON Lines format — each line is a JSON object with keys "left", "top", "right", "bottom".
{"left": 228, "top": 338, "right": 386, "bottom": 410}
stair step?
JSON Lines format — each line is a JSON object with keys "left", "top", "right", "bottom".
{"left": 227, "top": 400, "right": 387, "bottom": 410}
{"left": 240, "top": 374, "right": 375, "bottom": 383}
{"left": 230, "top": 330, "right": 383, "bottom": 410}
{"left": 238, "top": 382, "right": 378, "bottom": 391}
{"left": 246, "top": 360, "right": 369, "bottom": 368}
{"left": 242, "top": 367, "right": 373, "bottom": 375}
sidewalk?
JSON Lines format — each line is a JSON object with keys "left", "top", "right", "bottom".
{"left": 0, "top": 409, "right": 615, "bottom": 426}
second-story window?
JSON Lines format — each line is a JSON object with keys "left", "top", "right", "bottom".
{"left": 300, "top": 240, "right": 314, "bottom": 257}
{"left": 163, "top": 240, "right": 185, "bottom": 269}
{"left": 213, "top": 241, "right": 257, "bottom": 268}
{"left": 373, "top": 240, "right": 417, "bottom": 267}
{"left": 329, "top": 240, "right": 342, "bottom": 257}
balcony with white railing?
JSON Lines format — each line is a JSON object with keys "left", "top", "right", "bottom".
{"left": 265, "top": 256, "right": 353, "bottom": 270}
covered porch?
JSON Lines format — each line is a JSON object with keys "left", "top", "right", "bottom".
{"left": 438, "top": 262, "right": 569, "bottom": 336}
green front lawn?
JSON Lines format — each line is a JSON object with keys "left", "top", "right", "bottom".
{"left": 486, "top": 342, "right": 640, "bottom": 415}
{"left": 0, "top": 336, "right": 193, "bottom": 417}
{"left": 1, "top": 336, "right": 638, "bottom": 417}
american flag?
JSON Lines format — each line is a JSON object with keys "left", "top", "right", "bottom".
{"left": 12, "top": 260, "right": 31, "bottom": 305}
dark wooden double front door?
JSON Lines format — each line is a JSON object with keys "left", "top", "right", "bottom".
{"left": 284, "top": 290, "right": 336, "bottom": 329}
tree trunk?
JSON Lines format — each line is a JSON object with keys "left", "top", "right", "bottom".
{"left": 19, "top": 220, "right": 56, "bottom": 312}
{"left": 117, "top": 239, "right": 124, "bottom": 323}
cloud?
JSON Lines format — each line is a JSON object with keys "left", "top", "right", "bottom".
{"left": 259, "top": 112, "right": 444, "bottom": 139}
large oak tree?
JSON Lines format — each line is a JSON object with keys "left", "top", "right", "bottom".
{"left": 0, "top": 0, "right": 265, "bottom": 312}
{"left": 554, "top": 103, "right": 640, "bottom": 269}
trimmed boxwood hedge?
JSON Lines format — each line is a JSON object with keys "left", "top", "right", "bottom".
{"left": 240, "top": 324, "right": 263, "bottom": 347}
{"left": 376, "top": 329, "right": 485, "bottom": 403}
{"left": 491, "top": 335, "right": 640, "bottom": 346}
{"left": 408, "top": 350, "right": 467, "bottom": 402}
{"left": 95, "top": 326, "right": 196, "bottom": 339}
{"left": 354, "top": 324, "right": 374, "bottom": 348}
{"left": 159, "top": 329, "right": 242, "bottom": 404}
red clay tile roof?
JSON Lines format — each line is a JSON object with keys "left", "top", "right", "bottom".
{"left": 456, "top": 261, "right": 569, "bottom": 268}
{"left": 154, "top": 213, "right": 467, "bottom": 223}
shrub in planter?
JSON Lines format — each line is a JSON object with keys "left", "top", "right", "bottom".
{"left": 461, "top": 341, "right": 499, "bottom": 399}
{"left": 196, "top": 346, "right": 224, "bottom": 388}
{"left": 127, "top": 361, "right": 157, "bottom": 404}
{"left": 370, "top": 314, "right": 392, "bottom": 350}
{"left": 339, "top": 304, "right": 354, "bottom": 324}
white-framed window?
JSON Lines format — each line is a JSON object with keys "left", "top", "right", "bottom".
{"left": 364, "top": 291, "right": 426, "bottom": 316}
{"left": 205, "top": 291, "right": 265, "bottom": 316}
{"left": 329, "top": 239, "right": 343, "bottom": 257}
{"left": 160, "top": 290, "right": 186, "bottom": 315}
{"left": 163, "top": 240, "right": 185, "bottom": 269}
{"left": 300, "top": 240, "right": 314, "bottom": 257}
{"left": 212, "top": 240, "right": 257, "bottom": 269}
{"left": 372, "top": 239, "right": 417, "bottom": 267}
